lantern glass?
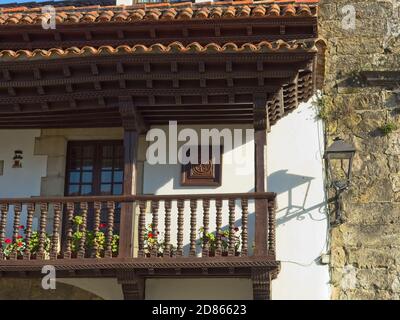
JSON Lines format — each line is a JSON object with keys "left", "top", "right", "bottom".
{"left": 325, "top": 138, "right": 356, "bottom": 190}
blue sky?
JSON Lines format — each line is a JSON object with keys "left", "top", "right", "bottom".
{"left": 0, "top": 0, "right": 60, "bottom": 4}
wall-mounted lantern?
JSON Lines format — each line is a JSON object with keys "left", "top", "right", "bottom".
{"left": 324, "top": 137, "right": 356, "bottom": 226}
{"left": 12, "top": 150, "right": 23, "bottom": 168}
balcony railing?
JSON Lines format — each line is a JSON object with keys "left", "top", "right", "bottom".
{"left": 0, "top": 193, "right": 276, "bottom": 270}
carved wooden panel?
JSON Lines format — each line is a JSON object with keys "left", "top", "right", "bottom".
{"left": 181, "top": 145, "right": 222, "bottom": 187}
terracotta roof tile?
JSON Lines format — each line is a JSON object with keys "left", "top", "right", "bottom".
{"left": 1, "top": 6, "right": 28, "bottom": 13}
{"left": 0, "top": 1, "right": 318, "bottom": 25}
{"left": 0, "top": 39, "right": 318, "bottom": 61}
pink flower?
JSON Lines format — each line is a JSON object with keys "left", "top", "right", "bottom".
{"left": 19, "top": 225, "right": 24, "bottom": 230}
{"left": 5, "top": 238, "right": 11, "bottom": 244}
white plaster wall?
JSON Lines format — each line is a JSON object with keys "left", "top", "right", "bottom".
{"left": 0, "top": 130, "right": 47, "bottom": 236}
{"left": 268, "top": 103, "right": 330, "bottom": 300}
{"left": 143, "top": 124, "right": 255, "bottom": 195}
{"left": 0, "top": 130, "right": 46, "bottom": 198}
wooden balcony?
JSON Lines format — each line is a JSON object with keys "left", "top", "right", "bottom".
{"left": 0, "top": 192, "right": 278, "bottom": 299}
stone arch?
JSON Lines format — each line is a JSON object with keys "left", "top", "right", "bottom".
{"left": 0, "top": 278, "right": 102, "bottom": 300}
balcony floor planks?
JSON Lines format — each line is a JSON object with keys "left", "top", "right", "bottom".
{"left": 0, "top": 256, "right": 280, "bottom": 278}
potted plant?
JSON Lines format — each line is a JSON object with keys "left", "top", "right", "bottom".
{"left": 198, "top": 227, "right": 241, "bottom": 257}
{"left": 1, "top": 225, "right": 51, "bottom": 260}
{"left": 143, "top": 223, "right": 176, "bottom": 257}
{"left": 71, "top": 216, "right": 119, "bottom": 258}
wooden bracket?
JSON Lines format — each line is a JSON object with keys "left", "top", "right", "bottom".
{"left": 118, "top": 96, "right": 148, "bottom": 133}
{"left": 253, "top": 94, "right": 269, "bottom": 131}
{"left": 251, "top": 267, "right": 272, "bottom": 300}
{"left": 117, "top": 270, "right": 145, "bottom": 300}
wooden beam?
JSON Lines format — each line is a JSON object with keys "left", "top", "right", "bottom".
{"left": 0, "top": 86, "right": 280, "bottom": 105}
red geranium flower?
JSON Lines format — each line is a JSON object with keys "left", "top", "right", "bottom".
{"left": 5, "top": 238, "right": 11, "bottom": 244}
{"left": 17, "top": 242, "right": 23, "bottom": 247}
{"left": 19, "top": 225, "right": 24, "bottom": 229}
{"left": 17, "top": 235, "right": 23, "bottom": 239}
{"left": 148, "top": 233, "right": 153, "bottom": 238}
{"left": 99, "top": 223, "right": 107, "bottom": 228}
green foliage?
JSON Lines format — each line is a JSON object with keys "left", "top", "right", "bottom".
{"left": 2, "top": 227, "right": 51, "bottom": 259}
{"left": 143, "top": 223, "right": 175, "bottom": 256}
{"left": 197, "top": 227, "right": 241, "bottom": 255}
{"left": 379, "top": 122, "right": 397, "bottom": 136}
{"left": 28, "top": 231, "right": 51, "bottom": 255}
{"left": 1, "top": 216, "right": 120, "bottom": 260}
{"left": 71, "top": 216, "right": 119, "bottom": 257}
{"left": 312, "top": 92, "right": 331, "bottom": 121}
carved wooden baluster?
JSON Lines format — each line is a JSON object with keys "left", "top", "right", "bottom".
{"left": 202, "top": 199, "right": 210, "bottom": 257}
{"left": 150, "top": 200, "right": 159, "bottom": 258}
{"left": 241, "top": 198, "right": 249, "bottom": 256}
{"left": 189, "top": 199, "right": 197, "bottom": 257}
{"left": 138, "top": 201, "right": 146, "bottom": 257}
{"left": 77, "top": 202, "right": 88, "bottom": 259}
{"left": 23, "top": 203, "right": 35, "bottom": 260}
{"left": 164, "top": 200, "right": 172, "bottom": 258}
{"left": 215, "top": 199, "right": 223, "bottom": 256}
{"left": 37, "top": 203, "right": 48, "bottom": 260}
{"left": 176, "top": 199, "right": 184, "bottom": 257}
{"left": 0, "top": 204, "right": 9, "bottom": 260}
{"left": 63, "top": 202, "right": 74, "bottom": 259}
{"left": 91, "top": 201, "right": 102, "bottom": 258}
{"left": 9, "top": 203, "right": 22, "bottom": 260}
{"left": 105, "top": 201, "right": 115, "bottom": 258}
{"left": 228, "top": 199, "right": 236, "bottom": 256}
{"left": 268, "top": 200, "right": 276, "bottom": 256}
{"left": 50, "top": 202, "right": 62, "bottom": 260}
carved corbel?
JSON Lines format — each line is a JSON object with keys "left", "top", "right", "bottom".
{"left": 117, "top": 270, "right": 145, "bottom": 300}
{"left": 253, "top": 94, "right": 269, "bottom": 131}
{"left": 118, "top": 96, "right": 148, "bottom": 133}
{"left": 251, "top": 267, "right": 272, "bottom": 300}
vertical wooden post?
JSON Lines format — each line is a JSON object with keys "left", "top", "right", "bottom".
{"left": 254, "top": 95, "right": 269, "bottom": 256}
{"left": 119, "top": 96, "right": 146, "bottom": 258}
{"left": 119, "top": 129, "right": 138, "bottom": 258}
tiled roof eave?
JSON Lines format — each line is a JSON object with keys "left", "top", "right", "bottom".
{"left": 0, "top": 1, "right": 319, "bottom": 26}
{"left": 0, "top": 40, "right": 318, "bottom": 61}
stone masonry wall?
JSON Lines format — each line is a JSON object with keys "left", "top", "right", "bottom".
{"left": 319, "top": 0, "right": 400, "bottom": 299}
